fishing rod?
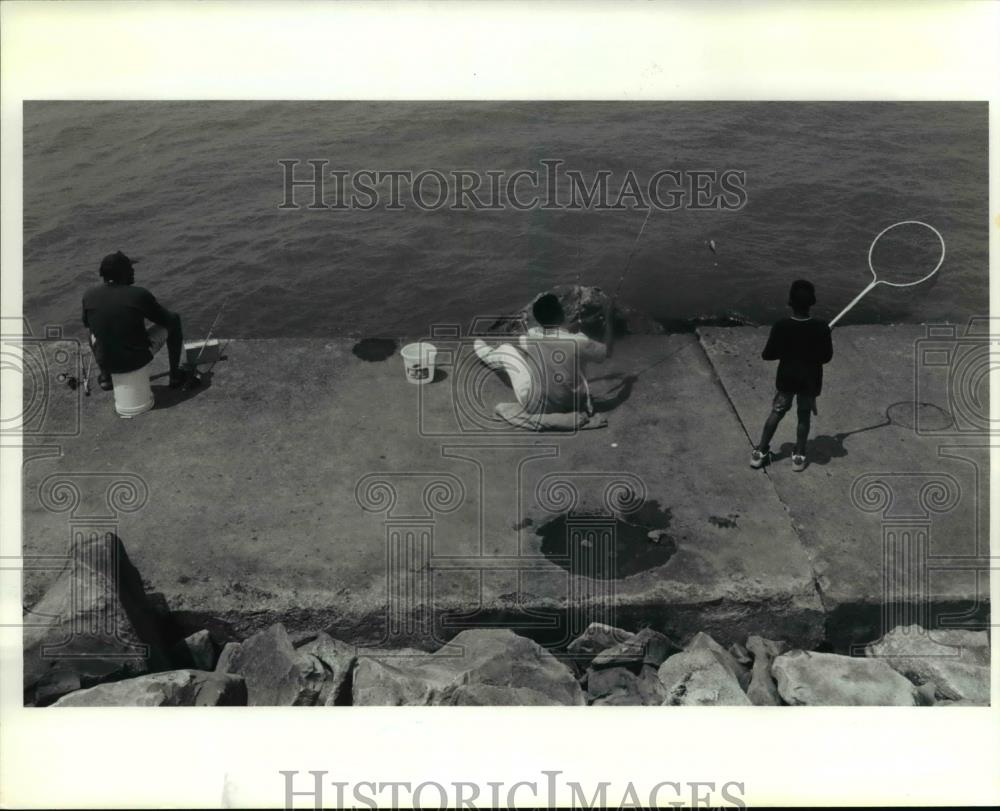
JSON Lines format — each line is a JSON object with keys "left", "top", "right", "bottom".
{"left": 190, "top": 291, "right": 232, "bottom": 370}
{"left": 606, "top": 206, "right": 654, "bottom": 359}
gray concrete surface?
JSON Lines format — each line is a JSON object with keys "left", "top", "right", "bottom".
{"left": 698, "top": 325, "right": 990, "bottom": 644}
{"left": 21, "top": 327, "right": 989, "bottom": 650}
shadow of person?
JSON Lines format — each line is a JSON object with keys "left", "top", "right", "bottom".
{"left": 774, "top": 434, "right": 850, "bottom": 466}
{"left": 589, "top": 372, "right": 638, "bottom": 414}
{"left": 768, "top": 400, "right": 954, "bottom": 466}
{"left": 150, "top": 380, "right": 208, "bottom": 410}
{"left": 149, "top": 364, "right": 222, "bottom": 410}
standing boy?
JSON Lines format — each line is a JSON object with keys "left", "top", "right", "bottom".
{"left": 750, "top": 279, "right": 833, "bottom": 472}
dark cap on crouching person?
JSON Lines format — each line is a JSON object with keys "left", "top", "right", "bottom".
{"left": 99, "top": 251, "right": 139, "bottom": 284}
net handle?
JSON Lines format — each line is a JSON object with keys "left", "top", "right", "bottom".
{"left": 829, "top": 220, "right": 945, "bottom": 328}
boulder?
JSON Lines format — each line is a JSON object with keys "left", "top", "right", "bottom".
{"left": 657, "top": 648, "right": 751, "bottom": 706}
{"left": 215, "top": 641, "right": 242, "bottom": 673}
{"left": 586, "top": 665, "right": 665, "bottom": 706}
{"left": 566, "top": 622, "right": 636, "bottom": 669}
{"left": 591, "top": 628, "right": 680, "bottom": 672}
{"left": 297, "top": 633, "right": 357, "bottom": 706}
{"left": 772, "top": 650, "right": 919, "bottom": 706}
{"left": 352, "top": 655, "right": 458, "bottom": 706}
{"left": 23, "top": 533, "right": 170, "bottom": 704}
{"left": 686, "top": 631, "right": 751, "bottom": 689}
{"left": 229, "top": 623, "right": 325, "bottom": 706}
{"left": 52, "top": 669, "right": 246, "bottom": 707}
{"left": 353, "top": 629, "right": 585, "bottom": 706}
{"left": 436, "top": 683, "right": 562, "bottom": 706}
{"left": 171, "top": 629, "right": 216, "bottom": 671}
{"left": 728, "top": 643, "right": 753, "bottom": 667}
{"left": 745, "top": 635, "right": 787, "bottom": 706}
{"left": 865, "top": 625, "right": 989, "bottom": 705}
{"left": 34, "top": 671, "right": 82, "bottom": 707}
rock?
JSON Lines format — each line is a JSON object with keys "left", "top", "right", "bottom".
{"left": 591, "top": 628, "right": 680, "bottom": 672}
{"left": 52, "top": 669, "right": 246, "bottom": 707}
{"left": 437, "top": 683, "right": 562, "bottom": 706}
{"left": 23, "top": 533, "right": 170, "bottom": 704}
{"left": 745, "top": 635, "right": 787, "bottom": 706}
{"left": 865, "top": 625, "right": 990, "bottom": 705}
{"left": 34, "top": 671, "right": 82, "bottom": 707}
{"left": 297, "top": 632, "right": 356, "bottom": 705}
{"left": 657, "top": 648, "right": 751, "bottom": 706}
{"left": 353, "top": 629, "right": 585, "bottom": 706}
{"left": 229, "top": 623, "right": 325, "bottom": 706}
{"left": 352, "top": 655, "right": 456, "bottom": 706}
{"left": 566, "top": 623, "right": 636, "bottom": 669}
{"left": 728, "top": 642, "right": 753, "bottom": 667}
{"left": 647, "top": 529, "right": 670, "bottom": 544}
{"left": 772, "top": 650, "right": 919, "bottom": 706}
{"left": 289, "top": 630, "right": 320, "bottom": 648}
{"left": 171, "top": 629, "right": 215, "bottom": 671}
{"left": 686, "top": 631, "right": 751, "bottom": 689}
{"left": 215, "top": 641, "right": 242, "bottom": 673}
{"left": 587, "top": 665, "right": 665, "bottom": 706}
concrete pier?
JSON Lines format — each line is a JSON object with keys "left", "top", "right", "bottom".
{"left": 20, "top": 326, "right": 990, "bottom": 650}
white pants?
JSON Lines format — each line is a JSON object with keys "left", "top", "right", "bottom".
{"left": 486, "top": 344, "right": 535, "bottom": 407}
{"left": 484, "top": 343, "right": 593, "bottom": 413}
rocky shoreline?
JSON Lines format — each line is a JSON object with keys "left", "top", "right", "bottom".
{"left": 25, "top": 534, "right": 990, "bottom": 708}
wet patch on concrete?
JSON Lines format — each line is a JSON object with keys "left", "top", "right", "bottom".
{"left": 512, "top": 517, "right": 534, "bottom": 531}
{"left": 351, "top": 338, "right": 398, "bottom": 362}
{"left": 709, "top": 514, "right": 739, "bottom": 529}
{"left": 536, "top": 500, "right": 677, "bottom": 579}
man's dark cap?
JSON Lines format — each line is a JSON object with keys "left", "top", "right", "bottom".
{"left": 99, "top": 251, "right": 139, "bottom": 279}
{"left": 788, "top": 279, "right": 816, "bottom": 308}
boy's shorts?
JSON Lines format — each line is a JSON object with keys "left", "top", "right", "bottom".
{"left": 772, "top": 390, "right": 818, "bottom": 416}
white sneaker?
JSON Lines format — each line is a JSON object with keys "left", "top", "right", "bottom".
{"left": 791, "top": 453, "right": 807, "bottom": 472}
{"left": 750, "top": 448, "right": 770, "bottom": 469}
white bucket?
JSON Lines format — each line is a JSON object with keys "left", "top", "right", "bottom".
{"left": 400, "top": 342, "right": 436, "bottom": 384}
{"left": 112, "top": 363, "right": 154, "bottom": 418}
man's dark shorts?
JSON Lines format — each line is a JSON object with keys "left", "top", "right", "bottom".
{"left": 772, "top": 390, "right": 817, "bottom": 417}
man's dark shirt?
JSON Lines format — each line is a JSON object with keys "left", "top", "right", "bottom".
{"left": 761, "top": 316, "right": 833, "bottom": 397}
{"left": 82, "top": 284, "right": 175, "bottom": 374}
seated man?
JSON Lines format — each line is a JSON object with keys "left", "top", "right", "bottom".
{"left": 82, "top": 251, "right": 194, "bottom": 390}
{"left": 473, "top": 293, "right": 609, "bottom": 430}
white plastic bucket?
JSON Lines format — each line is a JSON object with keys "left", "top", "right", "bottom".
{"left": 112, "top": 363, "right": 154, "bottom": 418}
{"left": 401, "top": 342, "right": 436, "bottom": 384}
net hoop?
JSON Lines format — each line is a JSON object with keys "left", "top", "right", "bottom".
{"left": 867, "top": 220, "right": 946, "bottom": 289}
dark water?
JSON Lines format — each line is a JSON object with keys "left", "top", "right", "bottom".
{"left": 23, "top": 102, "right": 988, "bottom": 339}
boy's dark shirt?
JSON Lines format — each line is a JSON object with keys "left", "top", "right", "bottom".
{"left": 82, "top": 284, "right": 175, "bottom": 374}
{"left": 761, "top": 316, "right": 833, "bottom": 397}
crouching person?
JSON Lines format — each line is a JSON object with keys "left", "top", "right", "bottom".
{"left": 82, "top": 251, "right": 196, "bottom": 392}
{"left": 474, "top": 293, "right": 609, "bottom": 430}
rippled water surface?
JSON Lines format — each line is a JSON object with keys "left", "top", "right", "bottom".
{"left": 23, "top": 102, "right": 988, "bottom": 338}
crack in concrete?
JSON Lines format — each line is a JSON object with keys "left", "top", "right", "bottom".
{"left": 692, "top": 328, "right": 832, "bottom": 620}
